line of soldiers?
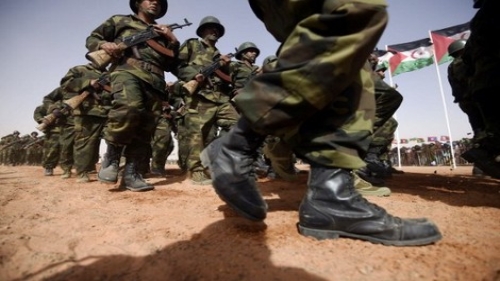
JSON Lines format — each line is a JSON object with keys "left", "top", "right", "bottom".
{"left": 0, "top": 131, "right": 44, "bottom": 166}
{"left": 20, "top": 0, "right": 398, "bottom": 197}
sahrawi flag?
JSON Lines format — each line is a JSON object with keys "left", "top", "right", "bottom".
{"left": 430, "top": 22, "right": 470, "bottom": 65}
{"left": 387, "top": 38, "right": 434, "bottom": 76}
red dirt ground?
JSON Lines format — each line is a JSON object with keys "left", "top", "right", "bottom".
{"left": 1, "top": 164, "right": 499, "bottom": 281}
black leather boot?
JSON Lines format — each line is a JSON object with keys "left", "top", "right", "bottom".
{"left": 364, "top": 146, "right": 391, "bottom": 178}
{"left": 121, "top": 160, "right": 154, "bottom": 192}
{"left": 98, "top": 143, "right": 123, "bottom": 183}
{"left": 200, "top": 118, "right": 267, "bottom": 221}
{"left": 298, "top": 165, "right": 442, "bottom": 246}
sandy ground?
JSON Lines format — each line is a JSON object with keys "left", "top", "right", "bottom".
{"left": 0, "top": 164, "right": 499, "bottom": 281}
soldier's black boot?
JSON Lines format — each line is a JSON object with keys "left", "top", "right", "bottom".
{"left": 200, "top": 117, "right": 267, "bottom": 221}
{"left": 98, "top": 142, "right": 123, "bottom": 184}
{"left": 364, "top": 146, "right": 390, "bottom": 178}
{"left": 121, "top": 159, "right": 154, "bottom": 192}
{"left": 298, "top": 165, "right": 442, "bottom": 246}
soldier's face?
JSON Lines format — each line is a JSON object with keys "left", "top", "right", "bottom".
{"left": 138, "top": 0, "right": 161, "bottom": 17}
{"left": 244, "top": 49, "right": 258, "bottom": 63}
{"left": 201, "top": 26, "right": 221, "bottom": 42}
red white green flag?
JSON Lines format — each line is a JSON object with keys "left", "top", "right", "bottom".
{"left": 430, "top": 22, "right": 470, "bottom": 65}
{"left": 387, "top": 38, "right": 434, "bottom": 76}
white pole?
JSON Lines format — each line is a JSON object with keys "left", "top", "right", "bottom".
{"left": 428, "top": 31, "right": 457, "bottom": 169}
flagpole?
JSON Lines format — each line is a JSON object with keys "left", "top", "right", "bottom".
{"left": 385, "top": 45, "right": 402, "bottom": 169}
{"left": 428, "top": 31, "right": 457, "bottom": 169}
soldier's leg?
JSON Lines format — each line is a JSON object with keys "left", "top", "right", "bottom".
{"left": 150, "top": 117, "right": 173, "bottom": 176}
{"left": 74, "top": 116, "right": 106, "bottom": 183}
{"left": 58, "top": 122, "right": 75, "bottom": 179}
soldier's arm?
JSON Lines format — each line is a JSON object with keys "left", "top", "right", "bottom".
{"left": 85, "top": 16, "right": 118, "bottom": 52}
{"left": 177, "top": 40, "right": 203, "bottom": 82}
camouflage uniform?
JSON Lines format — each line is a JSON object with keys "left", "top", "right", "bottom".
{"left": 86, "top": 2, "right": 178, "bottom": 191}
{"left": 167, "top": 80, "right": 189, "bottom": 173}
{"left": 177, "top": 29, "right": 239, "bottom": 183}
{"left": 46, "top": 87, "right": 75, "bottom": 179}
{"left": 59, "top": 64, "right": 112, "bottom": 182}
{"left": 237, "top": 0, "right": 387, "bottom": 169}
{"left": 0, "top": 132, "right": 20, "bottom": 166}
{"left": 201, "top": 0, "right": 441, "bottom": 245}
{"left": 460, "top": 0, "right": 500, "bottom": 178}
{"left": 150, "top": 105, "right": 175, "bottom": 176}
{"left": 37, "top": 89, "right": 65, "bottom": 175}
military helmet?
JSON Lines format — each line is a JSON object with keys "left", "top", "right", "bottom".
{"left": 129, "top": 0, "right": 168, "bottom": 19}
{"left": 31, "top": 131, "right": 38, "bottom": 137}
{"left": 448, "top": 39, "right": 467, "bottom": 58}
{"left": 235, "top": 42, "right": 260, "bottom": 60}
{"left": 13, "top": 130, "right": 20, "bottom": 135}
{"left": 262, "top": 55, "right": 277, "bottom": 66}
{"left": 196, "top": 16, "right": 225, "bottom": 38}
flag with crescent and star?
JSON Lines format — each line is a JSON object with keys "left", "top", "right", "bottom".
{"left": 387, "top": 38, "right": 434, "bottom": 76}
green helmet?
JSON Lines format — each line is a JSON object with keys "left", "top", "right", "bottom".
{"left": 13, "top": 130, "right": 20, "bottom": 135}
{"left": 262, "top": 55, "right": 277, "bottom": 66}
{"left": 235, "top": 42, "right": 260, "bottom": 60}
{"left": 196, "top": 16, "right": 225, "bottom": 38}
{"left": 130, "top": 0, "right": 168, "bottom": 19}
{"left": 448, "top": 39, "right": 467, "bottom": 58}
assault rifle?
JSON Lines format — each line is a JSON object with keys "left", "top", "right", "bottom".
{"left": 36, "top": 74, "right": 110, "bottom": 131}
{"left": 86, "top": 18, "right": 192, "bottom": 69}
{"left": 182, "top": 53, "right": 234, "bottom": 95}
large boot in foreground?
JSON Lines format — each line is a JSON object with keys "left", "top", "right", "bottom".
{"left": 120, "top": 160, "right": 154, "bottom": 192}
{"left": 98, "top": 143, "right": 123, "bottom": 183}
{"left": 200, "top": 118, "right": 267, "bottom": 221}
{"left": 298, "top": 165, "right": 442, "bottom": 246}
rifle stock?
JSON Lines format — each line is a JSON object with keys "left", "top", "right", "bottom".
{"left": 36, "top": 91, "right": 91, "bottom": 131}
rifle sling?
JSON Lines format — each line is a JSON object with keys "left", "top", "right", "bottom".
{"left": 214, "top": 69, "right": 231, "bottom": 83}
{"left": 146, "top": 40, "right": 175, "bottom": 58}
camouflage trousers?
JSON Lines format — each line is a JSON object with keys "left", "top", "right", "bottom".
{"left": 104, "top": 71, "right": 162, "bottom": 159}
{"left": 59, "top": 123, "right": 75, "bottom": 172}
{"left": 236, "top": 0, "right": 388, "bottom": 169}
{"left": 372, "top": 117, "right": 398, "bottom": 161}
{"left": 42, "top": 130, "right": 61, "bottom": 169}
{"left": 373, "top": 89, "right": 403, "bottom": 132}
{"left": 151, "top": 117, "right": 175, "bottom": 171}
{"left": 73, "top": 115, "right": 106, "bottom": 174}
{"left": 183, "top": 95, "right": 238, "bottom": 172}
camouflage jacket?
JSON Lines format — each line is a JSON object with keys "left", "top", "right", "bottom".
{"left": 86, "top": 14, "right": 179, "bottom": 92}
{"left": 229, "top": 60, "right": 260, "bottom": 95}
{"left": 177, "top": 38, "right": 232, "bottom": 103}
{"left": 60, "top": 64, "right": 111, "bottom": 117}
{"left": 41, "top": 88, "right": 73, "bottom": 126}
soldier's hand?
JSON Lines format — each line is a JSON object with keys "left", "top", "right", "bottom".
{"left": 219, "top": 54, "right": 232, "bottom": 65}
{"left": 194, "top": 73, "right": 205, "bottom": 82}
{"left": 155, "top": 25, "right": 178, "bottom": 44}
{"left": 100, "top": 42, "right": 122, "bottom": 58}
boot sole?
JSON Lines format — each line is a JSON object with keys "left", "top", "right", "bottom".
{"left": 297, "top": 224, "right": 442, "bottom": 246}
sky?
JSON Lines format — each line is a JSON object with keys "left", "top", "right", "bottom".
{"left": 0, "top": 0, "right": 476, "bottom": 144}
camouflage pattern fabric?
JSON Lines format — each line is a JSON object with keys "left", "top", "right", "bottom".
{"left": 58, "top": 123, "right": 75, "bottom": 172}
{"left": 177, "top": 38, "right": 238, "bottom": 172}
{"left": 33, "top": 104, "right": 61, "bottom": 169}
{"left": 229, "top": 60, "right": 260, "bottom": 97}
{"left": 448, "top": 57, "right": 484, "bottom": 137}
{"left": 236, "top": 0, "right": 388, "bottom": 169}
{"left": 60, "top": 64, "right": 111, "bottom": 175}
{"left": 151, "top": 115, "right": 175, "bottom": 172}
{"left": 461, "top": 0, "right": 500, "bottom": 152}
{"left": 372, "top": 73, "right": 402, "bottom": 133}
{"left": 86, "top": 14, "right": 178, "bottom": 158}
